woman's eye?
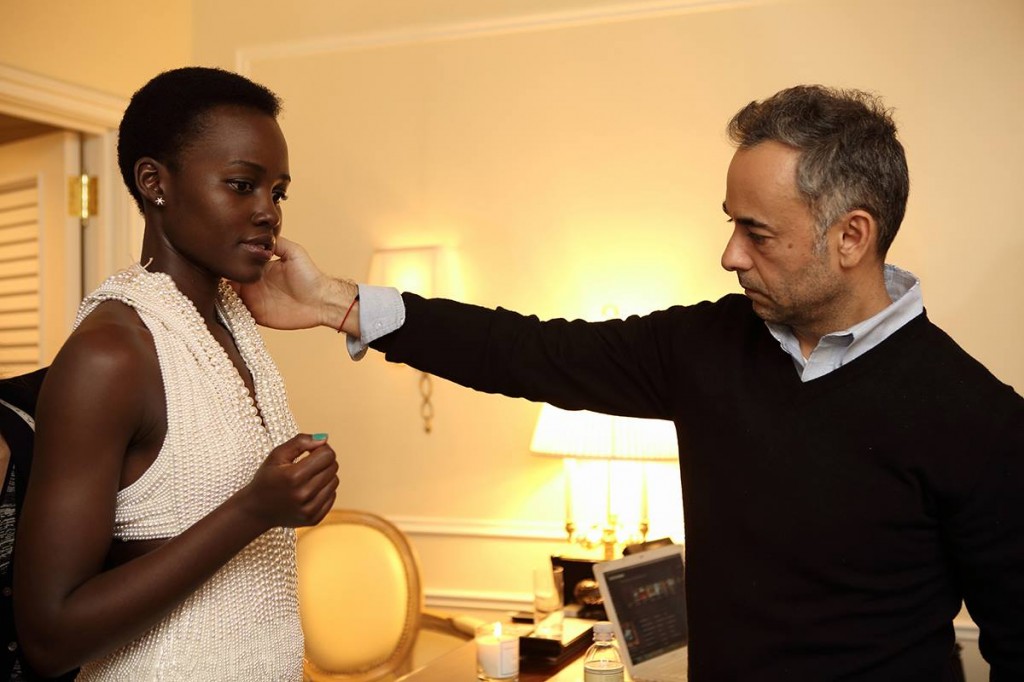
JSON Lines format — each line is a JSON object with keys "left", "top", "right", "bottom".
{"left": 273, "top": 191, "right": 288, "bottom": 204}
{"left": 228, "top": 180, "right": 254, "bottom": 193}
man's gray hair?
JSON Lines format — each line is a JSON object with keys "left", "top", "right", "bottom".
{"left": 727, "top": 85, "right": 909, "bottom": 255}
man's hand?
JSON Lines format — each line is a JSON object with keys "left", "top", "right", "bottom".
{"left": 234, "top": 237, "right": 357, "bottom": 331}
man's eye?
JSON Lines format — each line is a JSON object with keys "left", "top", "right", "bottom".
{"left": 748, "top": 231, "right": 767, "bottom": 245}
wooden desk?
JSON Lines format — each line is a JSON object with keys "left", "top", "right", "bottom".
{"left": 397, "top": 639, "right": 593, "bottom": 682}
{"left": 397, "top": 630, "right": 639, "bottom": 682}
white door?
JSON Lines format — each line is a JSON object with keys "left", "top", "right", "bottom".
{"left": 0, "top": 131, "right": 81, "bottom": 374}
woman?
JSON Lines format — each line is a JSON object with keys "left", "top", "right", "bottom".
{"left": 14, "top": 67, "right": 338, "bottom": 680}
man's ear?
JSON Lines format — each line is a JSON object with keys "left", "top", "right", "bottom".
{"left": 134, "top": 157, "right": 166, "bottom": 207}
{"left": 835, "top": 210, "right": 878, "bottom": 269}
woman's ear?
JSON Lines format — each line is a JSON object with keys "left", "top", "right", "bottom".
{"left": 134, "top": 157, "right": 166, "bottom": 207}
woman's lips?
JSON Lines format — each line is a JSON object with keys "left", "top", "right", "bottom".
{"left": 241, "top": 241, "right": 274, "bottom": 261}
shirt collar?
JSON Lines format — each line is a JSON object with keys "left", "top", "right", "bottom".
{"left": 766, "top": 264, "right": 923, "bottom": 380}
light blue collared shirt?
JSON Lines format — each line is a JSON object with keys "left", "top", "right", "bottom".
{"left": 347, "top": 265, "right": 924, "bottom": 382}
{"left": 345, "top": 284, "right": 405, "bottom": 360}
{"left": 766, "top": 265, "right": 923, "bottom": 381}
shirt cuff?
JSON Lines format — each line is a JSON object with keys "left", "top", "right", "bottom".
{"left": 345, "top": 284, "right": 405, "bottom": 360}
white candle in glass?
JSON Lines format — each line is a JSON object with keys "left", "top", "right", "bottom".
{"left": 476, "top": 622, "right": 518, "bottom": 679}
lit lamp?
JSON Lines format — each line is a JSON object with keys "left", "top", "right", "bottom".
{"left": 529, "top": 404, "right": 678, "bottom": 560}
{"left": 368, "top": 246, "right": 440, "bottom": 434}
{"left": 368, "top": 246, "right": 439, "bottom": 297}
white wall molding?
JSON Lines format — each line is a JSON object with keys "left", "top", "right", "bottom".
{"left": 392, "top": 515, "right": 567, "bottom": 542}
{"left": 0, "top": 64, "right": 136, "bottom": 319}
{"left": 954, "top": 609, "right": 979, "bottom": 642}
{"left": 954, "top": 622, "right": 978, "bottom": 643}
{"left": 425, "top": 588, "right": 531, "bottom": 613}
{"left": 0, "top": 64, "right": 124, "bottom": 134}
{"left": 235, "top": 0, "right": 763, "bottom": 72}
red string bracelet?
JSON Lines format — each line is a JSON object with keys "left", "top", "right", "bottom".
{"left": 337, "top": 294, "right": 360, "bottom": 333}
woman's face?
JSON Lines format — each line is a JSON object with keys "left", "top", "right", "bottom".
{"left": 159, "top": 105, "right": 290, "bottom": 284}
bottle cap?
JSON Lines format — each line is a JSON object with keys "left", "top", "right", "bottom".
{"left": 593, "top": 621, "right": 615, "bottom": 638}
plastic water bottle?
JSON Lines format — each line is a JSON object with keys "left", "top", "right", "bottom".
{"left": 583, "top": 621, "right": 624, "bottom": 681}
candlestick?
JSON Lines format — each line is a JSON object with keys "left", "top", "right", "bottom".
{"left": 640, "top": 460, "right": 649, "bottom": 532}
{"left": 564, "top": 458, "right": 575, "bottom": 529}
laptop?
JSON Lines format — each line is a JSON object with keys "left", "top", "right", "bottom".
{"left": 593, "top": 544, "right": 689, "bottom": 682}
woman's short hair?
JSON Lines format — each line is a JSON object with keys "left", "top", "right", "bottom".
{"left": 117, "top": 66, "right": 282, "bottom": 212}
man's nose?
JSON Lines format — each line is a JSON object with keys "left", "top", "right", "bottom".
{"left": 721, "top": 226, "right": 751, "bottom": 272}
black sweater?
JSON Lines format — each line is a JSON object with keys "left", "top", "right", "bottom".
{"left": 373, "top": 293, "right": 1024, "bottom": 680}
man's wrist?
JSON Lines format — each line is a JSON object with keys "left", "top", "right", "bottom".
{"left": 321, "top": 278, "right": 360, "bottom": 331}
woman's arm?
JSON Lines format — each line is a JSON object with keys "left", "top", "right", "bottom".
{"left": 14, "top": 316, "right": 338, "bottom": 676}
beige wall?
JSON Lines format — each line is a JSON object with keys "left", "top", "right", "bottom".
{"left": 3, "top": 2, "right": 1018, "bottom": 675}
{"left": 190, "top": 0, "right": 1024, "bottom": 611}
{"left": 0, "top": 1, "right": 192, "bottom": 98}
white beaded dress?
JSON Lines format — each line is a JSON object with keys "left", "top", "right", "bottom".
{"left": 72, "top": 265, "right": 303, "bottom": 681}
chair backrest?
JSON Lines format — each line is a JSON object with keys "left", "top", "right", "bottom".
{"left": 296, "top": 509, "right": 423, "bottom": 682}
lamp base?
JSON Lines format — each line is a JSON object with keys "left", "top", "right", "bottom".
{"left": 550, "top": 555, "right": 600, "bottom": 612}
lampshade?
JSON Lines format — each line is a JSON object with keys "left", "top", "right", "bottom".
{"left": 529, "top": 404, "right": 680, "bottom": 559}
{"left": 529, "top": 404, "right": 678, "bottom": 461}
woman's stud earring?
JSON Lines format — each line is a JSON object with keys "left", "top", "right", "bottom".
{"left": 155, "top": 196, "right": 166, "bottom": 206}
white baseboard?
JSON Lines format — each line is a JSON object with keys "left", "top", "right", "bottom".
{"left": 424, "top": 588, "right": 532, "bottom": 613}
{"left": 392, "top": 515, "right": 567, "bottom": 541}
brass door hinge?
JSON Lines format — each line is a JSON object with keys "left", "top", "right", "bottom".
{"left": 68, "top": 173, "right": 97, "bottom": 219}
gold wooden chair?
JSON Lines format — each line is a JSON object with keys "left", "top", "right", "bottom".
{"left": 296, "top": 509, "right": 481, "bottom": 681}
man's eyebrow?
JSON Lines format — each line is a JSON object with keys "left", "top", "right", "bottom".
{"left": 227, "top": 159, "right": 291, "bottom": 182}
{"left": 722, "top": 201, "right": 769, "bottom": 228}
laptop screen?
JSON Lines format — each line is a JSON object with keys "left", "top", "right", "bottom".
{"left": 601, "top": 552, "right": 688, "bottom": 664}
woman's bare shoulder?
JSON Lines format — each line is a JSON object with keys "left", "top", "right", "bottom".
{"left": 44, "top": 300, "right": 161, "bottom": 410}
{"left": 63, "top": 300, "right": 154, "bottom": 362}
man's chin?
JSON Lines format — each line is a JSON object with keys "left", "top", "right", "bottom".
{"left": 749, "top": 299, "right": 783, "bottom": 324}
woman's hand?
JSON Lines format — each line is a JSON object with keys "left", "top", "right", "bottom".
{"left": 237, "top": 433, "right": 339, "bottom": 529}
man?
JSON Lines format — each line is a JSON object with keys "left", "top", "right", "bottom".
{"left": 240, "top": 85, "right": 1023, "bottom": 680}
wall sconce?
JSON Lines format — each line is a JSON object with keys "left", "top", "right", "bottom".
{"left": 529, "top": 404, "right": 678, "bottom": 560}
{"left": 368, "top": 246, "right": 441, "bottom": 434}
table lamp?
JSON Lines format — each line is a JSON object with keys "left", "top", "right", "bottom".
{"left": 529, "top": 404, "right": 678, "bottom": 560}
